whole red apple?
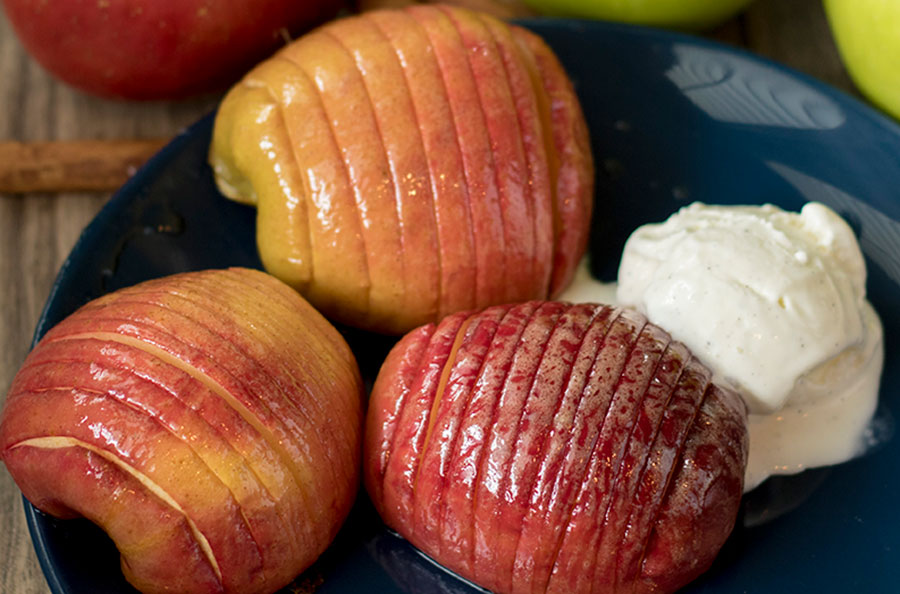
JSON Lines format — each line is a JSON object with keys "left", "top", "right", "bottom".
{"left": 209, "top": 5, "right": 594, "bottom": 334}
{"left": 0, "top": 268, "right": 364, "bottom": 594}
{"left": 1, "top": 0, "right": 346, "bottom": 99}
{"left": 365, "top": 301, "right": 748, "bottom": 594}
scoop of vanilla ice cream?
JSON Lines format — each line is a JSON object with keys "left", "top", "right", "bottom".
{"left": 616, "top": 202, "right": 884, "bottom": 489}
{"left": 618, "top": 202, "right": 868, "bottom": 413}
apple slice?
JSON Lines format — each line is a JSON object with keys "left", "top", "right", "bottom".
{"left": 438, "top": 5, "right": 535, "bottom": 305}
{"left": 512, "top": 27, "right": 594, "bottom": 296}
{"left": 470, "top": 302, "right": 567, "bottom": 592}
{"left": 4, "top": 443, "right": 223, "bottom": 593}
{"left": 281, "top": 31, "right": 406, "bottom": 332}
{"left": 3, "top": 384, "right": 265, "bottom": 591}
{"left": 508, "top": 304, "right": 619, "bottom": 594}
{"left": 379, "top": 311, "right": 469, "bottom": 531}
{"left": 544, "top": 313, "right": 662, "bottom": 594}
{"left": 520, "top": 307, "right": 644, "bottom": 594}
{"left": 324, "top": 14, "right": 442, "bottom": 326}
{"left": 55, "top": 292, "right": 354, "bottom": 504}
{"left": 365, "top": 302, "right": 748, "bottom": 594}
{"left": 608, "top": 342, "right": 692, "bottom": 591}
{"left": 638, "top": 379, "right": 748, "bottom": 594}
{"left": 366, "top": 8, "right": 478, "bottom": 319}
{"left": 365, "top": 324, "right": 434, "bottom": 508}
{"left": 480, "top": 13, "right": 555, "bottom": 299}
{"left": 12, "top": 340, "right": 313, "bottom": 564}
{"left": 437, "top": 301, "right": 543, "bottom": 577}
{"left": 210, "top": 58, "right": 313, "bottom": 293}
{"left": 411, "top": 306, "right": 507, "bottom": 557}
{"left": 586, "top": 334, "right": 687, "bottom": 594}
{"left": 487, "top": 303, "right": 598, "bottom": 593}
{"left": 214, "top": 57, "right": 370, "bottom": 318}
{"left": 408, "top": 5, "right": 508, "bottom": 309}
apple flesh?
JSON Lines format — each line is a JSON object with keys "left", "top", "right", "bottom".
{"left": 364, "top": 301, "right": 748, "bottom": 594}
{"left": 210, "top": 5, "right": 594, "bottom": 334}
{"left": 0, "top": 268, "right": 364, "bottom": 594}
{"left": 1, "top": 0, "right": 345, "bottom": 99}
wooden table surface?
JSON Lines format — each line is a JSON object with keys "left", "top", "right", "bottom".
{"left": 0, "top": 1, "right": 867, "bottom": 592}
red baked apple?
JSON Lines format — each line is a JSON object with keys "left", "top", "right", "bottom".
{"left": 365, "top": 301, "right": 748, "bottom": 594}
{"left": 1, "top": 0, "right": 346, "bottom": 99}
{"left": 0, "top": 268, "right": 364, "bottom": 594}
{"left": 209, "top": 5, "right": 594, "bottom": 334}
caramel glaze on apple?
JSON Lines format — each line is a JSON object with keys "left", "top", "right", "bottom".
{"left": 0, "top": 268, "right": 365, "bottom": 594}
{"left": 210, "top": 5, "right": 594, "bottom": 335}
{"left": 365, "top": 301, "right": 749, "bottom": 594}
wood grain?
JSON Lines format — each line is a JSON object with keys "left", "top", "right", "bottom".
{"left": 744, "top": 0, "right": 857, "bottom": 94}
{"left": 0, "top": 0, "right": 863, "bottom": 592}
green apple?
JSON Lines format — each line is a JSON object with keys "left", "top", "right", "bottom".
{"left": 520, "top": 0, "right": 755, "bottom": 30}
{"left": 825, "top": 0, "right": 900, "bottom": 121}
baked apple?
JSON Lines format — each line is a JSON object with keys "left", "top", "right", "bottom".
{"left": 365, "top": 301, "right": 748, "bottom": 594}
{"left": 0, "top": 268, "right": 364, "bottom": 594}
{"left": 209, "top": 5, "right": 594, "bottom": 334}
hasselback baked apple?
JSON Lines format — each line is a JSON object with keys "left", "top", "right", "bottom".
{"left": 365, "top": 301, "right": 749, "bottom": 594}
{"left": 0, "top": 268, "right": 364, "bottom": 594}
{"left": 210, "top": 5, "right": 594, "bottom": 334}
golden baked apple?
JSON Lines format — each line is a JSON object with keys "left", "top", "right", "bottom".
{"left": 210, "top": 5, "right": 594, "bottom": 334}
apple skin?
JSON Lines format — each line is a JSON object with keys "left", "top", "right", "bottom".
{"left": 210, "top": 5, "right": 594, "bottom": 335}
{"left": 0, "top": 0, "right": 345, "bottom": 100}
{"left": 521, "top": 0, "right": 754, "bottom": 30}
{"left": 364, "top": 301, "right": 748, "bottom": 594}
{"left": 0, "top": 268, "right": 364, "bottom": 594}
{"left": 824, "top": 0, "right": 900, "bottom": 121}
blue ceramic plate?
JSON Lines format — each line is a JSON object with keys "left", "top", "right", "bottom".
{"left": 24, "top": 18, "right": 900, "bottom": 594}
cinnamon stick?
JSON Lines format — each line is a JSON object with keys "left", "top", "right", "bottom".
{"left": 0, "top": 138, "right": 169, "bottom": 194}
